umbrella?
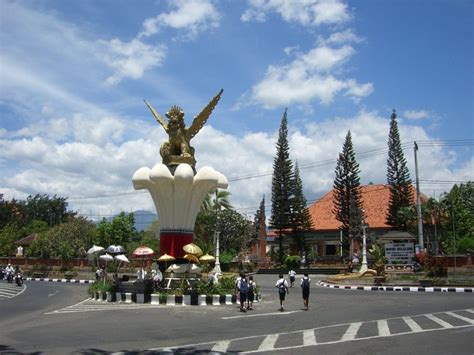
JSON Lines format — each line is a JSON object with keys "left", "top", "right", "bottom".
{"left": 99, "top": 253, "right": 113, "bottom": 283}
{"left": 158, "top": 253, "right": 176, "bottom": 271}
{"left": 167, "top": 263, "right": 187, "bottom": 274}
{"left": 87, "top": 245, "right": 104, "bottom": 254}
{"left": 132, "top": 246, "right": 155, "bottom": 279}
{"left": 106, "top": 245, "right": 125, "bottom": 254}
{"left": 183, "top": 243, "right": 203, "bottom": 257}
{"left": 158, "top": 253, "right": 176, "bottom": 262}
{"left": 183, "top": 253, "right": 199, "bottom": 264}
{"left": 115, "top": 254, "right": 129, "bottom": 263}
{"left": 132, "top": 246, "right": 155, "bottom": 257}
{"left": 199, "top": 254, "right": 215, "bottom": 262}
{"left": 114, "top": 254, "right": 129, "bottom": 274}
{"left": 87, "top": 245, "right": 105, "bottom": 269}
{"left": 199, "top": 254, "right": 215, "bottom": 277}
{"left": 99, "top": 253, "right": 114, "bottom": 261}
{"left": 187, "top": 263, "right": 202, "bottom": 273}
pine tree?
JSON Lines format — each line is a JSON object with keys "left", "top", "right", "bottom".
{"left": 333, "top": 131, "right": 364, "bottom": 257}
{"left": 249, "top": 196, "right": 266, "bottom": 250}
{"left": 290, "top": 162, "right": 313, "bottom": 254}
{"left": 386, "top": 109, "right": 413, "bottom": 228}
{"left": 270, "top": 109, "right": 294, "bottom": 264}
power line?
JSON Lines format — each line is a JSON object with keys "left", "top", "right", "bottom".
{"left": 54, "top": 138, "right": 474, "bottom": 202}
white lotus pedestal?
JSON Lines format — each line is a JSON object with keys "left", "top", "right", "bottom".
{"left": 132, "top": 163, "right": 228, "bottom": 258}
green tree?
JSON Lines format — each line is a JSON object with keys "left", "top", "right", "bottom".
{"left": 29, "top": 217, "right": 96, "bottom": 261}
{"left": 386, "top": 110, "right": 413, "bottom": 228}
{"left": 201, "top": 189, "right": 232, "bottom": 212}
{"left": 270, "top": 109, "right": 294, "bottom": 264}
{"left": 95, "top": 212, "right": 137, "bottom": 248}
{"left": 333, "top": 130, "right": 364, "bottom": 257}
{"left": 439, "top": 182, "right": 474, "bottom": 253}
{"left": 249, "top": 196, "right": 266, "bottom": 249}
{"left": 290, "top": 162, "right": 313, "bottom": 254}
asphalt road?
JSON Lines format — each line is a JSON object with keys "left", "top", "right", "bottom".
{"left": 0, "top": 275, "right": 473, "bottom": 354}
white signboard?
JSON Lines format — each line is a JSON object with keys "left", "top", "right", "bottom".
{"left": 385, "top": 242, "right": 414, "bottom": 264}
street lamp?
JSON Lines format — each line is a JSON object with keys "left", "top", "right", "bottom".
{"left": 360, "top": 224, "right": 369, "bottom": 273}
{"left": 214, "top": 231, "right": 221, "bottom": 274}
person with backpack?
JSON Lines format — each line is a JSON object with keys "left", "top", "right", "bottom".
{"left": 300, "top": 273, "right": 311, "bottom": 310}
{"left": 275, "top": 274, "right": 289, "bottom": 312}
{"left": 288, "top": 269, "right": 297, "bottom": 287}
{"left": 247, "top": 276, "right": 256, "bottom": 310}
{"left": 238, "top": 276, "right": 248, "bottom": 312}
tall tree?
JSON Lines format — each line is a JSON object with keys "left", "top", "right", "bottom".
{"left": 201, "top": 189, "right": 232, "bottom": 211}
{"left": 333, "top": 131, "right": 364, "bottom": 257}
{"left": 249, "top": 196, "right": 266, "bottom": 249}
{"left": 290, "top": 162, "right": 313, "bottom": 254}
{"left": 386, "top": 110, "right": 413, "bottom": 228}
{"left": 270, "top": 109, "right": 294, "bottom": 264}
{"left": 439, "top": 182, "right": 474, "bottom": 253}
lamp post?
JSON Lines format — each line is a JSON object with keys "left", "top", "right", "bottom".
{"left": 214, "top": 231, "right": 221, "bottom": 274}
{"left": 360, "top": 224, "right": 369, "bottom": 273}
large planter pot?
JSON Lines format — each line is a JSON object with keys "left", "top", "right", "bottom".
{"left": 106, "top": 291, "right": 115, "bottom": 302}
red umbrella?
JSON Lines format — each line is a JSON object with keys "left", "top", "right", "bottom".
{"left": 132, "top": 246, "right": 155, "bottom": 278}
{"left": 132, "top": 246, "right": 155, "bottom": 257}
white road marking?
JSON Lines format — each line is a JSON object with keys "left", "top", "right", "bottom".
{"left": 302, "top": 329, "right": 317, "bottom": 346}
{"left": 445, "top": 311, "right": 474, "bottom": 324}
{"left": 403, "top": 316, "right": 423, "bottom": 332}
{"left": 341, "top": 322, "right": 362, "bottom": 341}
{"left": 425, "top": 314, "right": 454, "bottom": 328}
{"left": 222, "top": 310, "right": 301, "bottom": 320}
{"left": 211, "top": 340, "right": 231, "bottom": 353}
{"left": 377, "top": 319, "right": 391, "bottom": 336}
{"left": 257, "top": 334, "right": 278, "bottom": 351}
{"left": 149, "top": 308, "right": 474, "bottom": 354}
{"left": 48, "top": 291, "right": 59, "bottom": 297}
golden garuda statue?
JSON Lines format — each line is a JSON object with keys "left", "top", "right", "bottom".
{"left": 144, "top": 89, "right": 223, "bottom": 169}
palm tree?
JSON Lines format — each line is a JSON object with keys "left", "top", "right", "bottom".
{"left": 200, "top": 189, "right": 232, "bottom": 212}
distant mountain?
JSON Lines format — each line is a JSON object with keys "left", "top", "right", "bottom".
{"left": 132, "top": 210, "right": 158, "bottom": 231}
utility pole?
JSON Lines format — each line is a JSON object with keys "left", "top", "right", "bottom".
{"left": 414, "top": 142, "right": 424, "bottom": 250}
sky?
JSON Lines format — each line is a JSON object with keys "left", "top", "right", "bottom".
{"left": 0, "top": 0, "right": 473, "bottom": 222}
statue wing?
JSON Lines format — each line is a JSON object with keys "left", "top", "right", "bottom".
{"left": 144, "top": 99, "right": 168, "bottom": 131}
{"left": 187, "top": 89, "right": 223, "bottom": 139}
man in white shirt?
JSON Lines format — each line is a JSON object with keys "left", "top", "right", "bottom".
{"left": 275, "top": 274, "right": 289, "bottom": 311}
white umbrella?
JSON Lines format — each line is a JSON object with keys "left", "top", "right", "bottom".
{"left": 106, "top": 245, "right": 125, "bottom": 254}
{"left": 114, "top": 254, "right": 129, "bottom": 274}
{"left": 99, "top": 253, "right": 113, "bottom": 284}
{"left": 87, "top": 245, "right": 104, "bottom": 254}
{"left": 114, "top": 254, "right": 129, "bottom": 263}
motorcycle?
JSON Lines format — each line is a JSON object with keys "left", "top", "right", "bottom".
{"left": 6, "top": 271, "right": 13, "bottom": 283}
{"left": 15, "top": 273, "right": 23, "bottom": 287}
{"left": 0, "top": 268, "right": 5, "bottom": 280}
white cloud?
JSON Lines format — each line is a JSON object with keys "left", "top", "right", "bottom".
{"left": 2, "top": 109, "right": 469, "bottom": 217}
{"left": 100, "top": 38, "right": 167, "bottom": 86}
{"left": 403, "top": 109, "right": 430, "bottom": 120}
{"left": 318, "top": 28, "right": 364, "bottom": 45}
{"left": 139, "top": 0, "right": 221, "bottom": 39}
{"left": 241, "top": 0, "right": 350, "bottom": 26}
{"left": 246, "top": 43, "right": 372, "bottom": 108}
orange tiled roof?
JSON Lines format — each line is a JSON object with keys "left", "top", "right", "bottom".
{"left": 308, "top": 184, "right": 421, "bottom": 231}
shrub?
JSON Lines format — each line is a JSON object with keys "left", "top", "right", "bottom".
{"left": 284, "top": 255, "right": 301, "bottom": 268}
{"left": 458, "top": 236, "right": 474, "bottom": 253}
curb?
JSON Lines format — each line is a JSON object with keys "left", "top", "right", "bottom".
{"left": 317, "top": 281, "right": 474, "bottom": 293}
{"left": 25, "top": 277, "right": 94, "bottom": 284}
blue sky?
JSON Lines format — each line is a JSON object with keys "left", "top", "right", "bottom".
{"left": 0, "top": 0, "right": 472, "bottom": 219}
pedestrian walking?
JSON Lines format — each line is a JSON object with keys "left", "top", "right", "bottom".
{"left": 300, "top": 273, "right": 311, "bottom": 310}
{"left": 275, "top": 274, "right": 289, "bottom": 311}
{"left": 288, "top": 268, "right": 297, "bottom": 287}
{"left": 238, "top": 275, "right": 248, "bottom": 312}
{"left": 247, "top": 276, "right": 256, "bottom": 310}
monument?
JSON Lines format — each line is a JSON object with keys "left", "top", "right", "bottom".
{"left": 132, "top": 89, "right": 228, "bottom": 258}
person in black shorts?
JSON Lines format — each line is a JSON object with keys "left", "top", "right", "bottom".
{"left": 300, "top": 273, "right": 311, "bottom": 310}
{"left": 275, "top": 274, "right": 289, "bottom": 311}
